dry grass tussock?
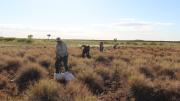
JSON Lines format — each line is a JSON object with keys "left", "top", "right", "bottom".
{"left": 27, "top": 79, "right": 99, "bottom": 101}
{"left": 27, "top": 79, "right": 63, "bottom": 101}
{"left": 130, "top": 77, "right": 180, "bottom": 101}
{"left": 15, "top": 63, "right": 48, "bottom": 91}
{"left": 76, "top": 67, "right": 104, "bottom": 95}
{"left": 0, "top": 55, "right": 23, "bottom": 72}
{"left": 0, "top": 45, "right": 179, "bottom": 101}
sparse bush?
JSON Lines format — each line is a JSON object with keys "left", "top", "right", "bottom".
{"left": 150, "top": 42, "right": 157, "bottom": 45}
{"left": 15, "top": 64, "right": 48, "bottom": 91}
{"left": 16, "top": 38, "right": 27, "bottom": 42}
{"left": 26, "top": 39, "right": 33, "bottom": 43}
{"left": 132, "top": 42, "right": 138, "bottom": 45}
{"left": 142, "top": 42, "right": 147, "bottom": 45}
{"left": 114, "top": 38, "right": 117, "bottom": 42}
{"left": 16, "top": 38, "right": 33, "bottom": 43}
{"left": 0, "top": 37, "right": 4, "bottom": 41}
{"left": 126, "top": 42, "right": 131, "bottom": 45}
{"left": 120, "top": 42, "right": 124, "bottom": 45}
{"left": 3, "top": 38, "right": 16, "bottom": 42}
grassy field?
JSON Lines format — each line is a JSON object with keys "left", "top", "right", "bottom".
{"left": 0, "top": 37, "right": 180, "bottom": 47}
{"left": 0, "top": 37, "right": 180, "bottom": 101}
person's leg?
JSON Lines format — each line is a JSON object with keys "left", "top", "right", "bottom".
{"left": 63, "top": 55, "right": 69, "bottom": 72}
{"left": 101, "top": 47, "right": 103, "bottom": 52}
{"left": 87, "top": 51, "right": 91, "bottom": 58}
{"left": 55, "top": 58, "right": 62, "bottom": 73}
{"left": 100, "top": 46, "right": 102, "bottom": 52}
{"left": 86, "top": 46, "right": 91, "bottom": 58}
{"left": 82, "top": 50, "right": 85, "bottom": 58}
{"left": 84, "top": 51, "right": 87, "bottom": 58}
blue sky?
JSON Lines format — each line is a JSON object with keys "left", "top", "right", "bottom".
{"left": 0, "top": 0, "right": 179, "bottom": 40}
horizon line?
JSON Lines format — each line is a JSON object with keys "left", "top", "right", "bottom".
{"left": 0, "top": 36, "right": 179, "bottom": 42}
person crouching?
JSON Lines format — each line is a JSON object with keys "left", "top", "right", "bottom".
{"left": 82, "top": 45, "right": 91, "bottom": 58}
{"left": 55, "top": 37, "right": 69, "bottom": 73}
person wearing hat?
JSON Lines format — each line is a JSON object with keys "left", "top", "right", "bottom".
{"left": 55, "top": 37, "right": 69, "bottom": 73}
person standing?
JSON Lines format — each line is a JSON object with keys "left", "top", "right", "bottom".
{"left": 99, "top": 41, "right": 104, "bottom": 52}
{"left": 55, "top": 37, "right": 69, "bottom": 73}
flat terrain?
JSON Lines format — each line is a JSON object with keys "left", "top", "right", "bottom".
{"left": 0, "top": 38, "right": 180, "bottom": 101}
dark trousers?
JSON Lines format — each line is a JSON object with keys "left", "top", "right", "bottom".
{"left": 100, "top": 47, "right": 104, "bottom": 52}
{"left": 55, "top": 55, "right": 68, "bottom": 73}
{"left": 82, "top": 50, "right": 91, "bottom": 58}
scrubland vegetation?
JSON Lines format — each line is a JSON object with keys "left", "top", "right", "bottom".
{"left": 0, "top": 39, "right": 180, "bottom": 101}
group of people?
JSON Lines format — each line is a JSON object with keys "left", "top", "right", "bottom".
{"left": 54, "top": 37, "right": 108, "bottom": 73}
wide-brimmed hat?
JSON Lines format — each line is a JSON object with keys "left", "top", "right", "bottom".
{"left": 56, "top": 37, "right": 62, "bottom": 42}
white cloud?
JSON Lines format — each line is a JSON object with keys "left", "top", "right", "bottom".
{"left": 93, "top": 18, "right": 174, "bottom": 32}
{"left": 114, "top": 18, "right": 174, "bottom": 27}
{"left": 0, "top": 18, "right": 175, "bottom": 40}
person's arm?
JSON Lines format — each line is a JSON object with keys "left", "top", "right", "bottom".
{"left": 55, "top": 44, "right": 59, "bottom": 59}
{"left": 64, "top": 43, "right": 68, "bottom": 55}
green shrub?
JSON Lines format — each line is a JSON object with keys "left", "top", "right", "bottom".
{"left": 142, "top": 42, "right": 147, "bottom": 45}
{"left": 26, "top": 39, "right": 33, "bottom": 43}
{"left": 16, "top": 38, "right": 32, "bottom": 43}
{"left": 0, "top": 37, "right": 4, "bottom": 41}
{"left": 16, "top": 39, "right": 27, "bottom": 42}
{"left": 3, "top": 38, "right": 16, "bottom": 42}
{"left": 150, "top": 42, "right": 157, "bottom": 45}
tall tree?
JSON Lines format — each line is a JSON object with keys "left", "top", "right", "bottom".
{"left": 28, "top": 34, "right": 33, "bottom": 40}
{"left": 47, "top": 34, "right": 51, "bottom": 40}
